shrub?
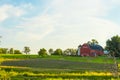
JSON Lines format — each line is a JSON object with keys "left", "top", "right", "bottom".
{"left": 53, "top": 49, "right": 63, "bottom": 55}
{"left": 38, "top": 48, "right": 48, "bottom": 56}
{"left": 14, "top": 50, "right": 22, "bottom": 54}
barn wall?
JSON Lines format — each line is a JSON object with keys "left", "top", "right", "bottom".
{"left": 80, "top": 44, "right": 90, "bottom": 56}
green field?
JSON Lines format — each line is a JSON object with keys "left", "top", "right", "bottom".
{"left": 0, "top": 54, "right": 120, "bottom": 80}
{"left": 0, "top": 54, "right": 118, "bottom": 63}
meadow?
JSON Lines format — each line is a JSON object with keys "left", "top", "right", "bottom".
{"left": 0, "top": 54, "right": 120, "bottom": 80}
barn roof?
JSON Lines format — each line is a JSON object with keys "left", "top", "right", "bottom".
{"left": 89, "top": 44, "right": 103, "bottom": 51}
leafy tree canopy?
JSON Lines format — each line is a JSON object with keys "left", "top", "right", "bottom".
{"left": 23, "top": 46, "right": 30, "bottom": 55}
{"left": 63, "top": 48, "right": 77, "bottom": 56}
{"left": 53, "top": 48, "right": 63, "bottom": 55}
{"left": 105, "top": 35, "right": 120, "bottom": 57}
{"left": 48, "top": 48, "right": 54, "bottom": 54}
{"left": 9, "top": 48, "right": 14, "bottom": 54}
{"left": 0, "top": 48, "right": 8, "bottom": 54}
{"left": 38, "top": 48, "right": 48, "bottom": 56}
{"left": 87, "top": 39, "right": 98, "bottom": 45}
{"left": 14, "top": 50, "right": 22, "bottom": 54}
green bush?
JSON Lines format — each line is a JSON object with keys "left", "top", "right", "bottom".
{"left": 38, "top": 48, "right": 48, "bottom": 56}
{"left": 14, "top": 50, "right": 22, "bottom": 54}
{"left": 53, "top": 49, "right": 63, "bottom": 55}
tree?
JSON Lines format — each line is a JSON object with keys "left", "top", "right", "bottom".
{"left": 38, "top": 48, "right": 47, "bottom": 56}
{"left": 14, "top": 50, "right": 22, "bottom": 54}
{"left": 0, "top": 48, "right": 8, "bottom": 54}
{"left": 63, "top": 48, "right": 77, "bottom": 56}
{"left": 105, "top": 35, "right": 120, "bottom": 78}
{"left": 105, "top": 35, "right": 120, "bottom": 57}
{"left": 92, "top": 39, "right": 98, "bottom": 45}
{"left": 48, "top": 48, "right": 54, "bottom": 54}
{"left": 53, "top": 48, "right": 63, "bottom": 55}
{"left": 71, "top": 49, "right": 77, "bottom": 55}
{"left": 9, "top": 48, "right": 14, "bottom": 54}
{"left": 2, "top": 48, "right": 8, "bottom": 54}
{"left": 87, "top": 39, "right": 98, "bottom": 45}
{"left": 23, "top": 46, "right": 30, "bottom": 55}
{"left": 63, "top": 49, "right": 70, "bottom": 55}
{"left": 0, "top": 48, "right": 2, "bottom": 54}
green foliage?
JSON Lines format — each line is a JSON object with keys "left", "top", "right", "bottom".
{"left": 63, "top": 48, "right": 77, "bottom": 56}
{"left": 0, "top": 70, "right": 11, "bottom": 80}
{"left": 2, "top": 56, "right": 116, "bottom": 71}
{"left": 0, "top": 48, "right": 8, "bottom": 54}
{"left": 106, "top": 35, "right": 120, "bottom": 57}
{"left": 23, "top": 46, "right": 31, "bottom": 55}
{"left": 0, "top": 55, "right": 120, "bottom": 80}
{"left": 2, "top": 48, "right": 8, "bottom": 54}
{"left": 48, "top": 48, "right": 54, "bottom": 54}
{"left": 7, "top": 70, "right": 117, "bottom": 80}
{"left": 9, "top": 48, "right": 14, "bottom": 54}
{"left": 0, "top": 48, "right": 23, "bottom": 54}
{"left": 53, "top": 49, "right": 63, "bottom": 55}
{"left": 11, "top": 72, "right": 114, "bottom": 80}
{"left": 0, "top": 54, "right": 41, "bottom": 59}
{"left": 87, "top": 39, "right": 98, "bottom": 45}
{"left": 38, "top": 48, "right": 48, "bottom": 56}
{"left": 14, "top": 50, "right": 22, "bottom": 54}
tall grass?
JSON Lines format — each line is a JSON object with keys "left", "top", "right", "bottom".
{"left": 11, "top": 71, "right": 117, "bottom": 80}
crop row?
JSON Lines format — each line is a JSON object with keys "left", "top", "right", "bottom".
{"left": 0, "top": 70, "right": 118, "bottom": 80}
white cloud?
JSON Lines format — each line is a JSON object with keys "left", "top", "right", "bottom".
{"left": 0, "top": 4, "right": 26, "bottom": 22}
{"left": 110, "top": 0, "right": 120, "bottom": 4}
{"left": 15, "top": 14, "right": 56, "bottom": 41}
{"left": 21, "top": 3, "right": 34, "bottom": 10}
{"left": 0, "top": 5, "right": 9, "bottom": 21}
{"left": 50, "top": 0, "right": 108, "bottom": 17}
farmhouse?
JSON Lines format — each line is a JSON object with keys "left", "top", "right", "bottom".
{"left": 78, "top": 43, "right": 104, "bottom": 57}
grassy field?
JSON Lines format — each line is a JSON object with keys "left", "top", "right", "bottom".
{"left": 1, "top": 58, "right": 114, "bottom": 71}
{"left": 0, "top": 54, "right": 120, "bottom": 80}
{"left": 0, "top": 54, "right": 118, "bottom": 63}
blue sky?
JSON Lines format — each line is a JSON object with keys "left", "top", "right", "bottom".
{"left": 0, "top": 0, "right": 120, "bottom": 53}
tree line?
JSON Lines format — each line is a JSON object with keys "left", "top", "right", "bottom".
{"left": 38, "top": 48, "right": 77, "bottom": 56}
{"left": 0, "top": 47, "right": 77, "bottom": 56}
{"left": 0, "top": 46, "right": 31, "bottom": 54}
{"left": 0, "top": 48, "right": 22, "bottom": 54}
{"left": 0, "top": 35, "right": 120, "bottom": 57}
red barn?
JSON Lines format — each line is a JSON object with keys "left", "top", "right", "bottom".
{"left": 78, "top": 43, "right": 104, "bottom": 57}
